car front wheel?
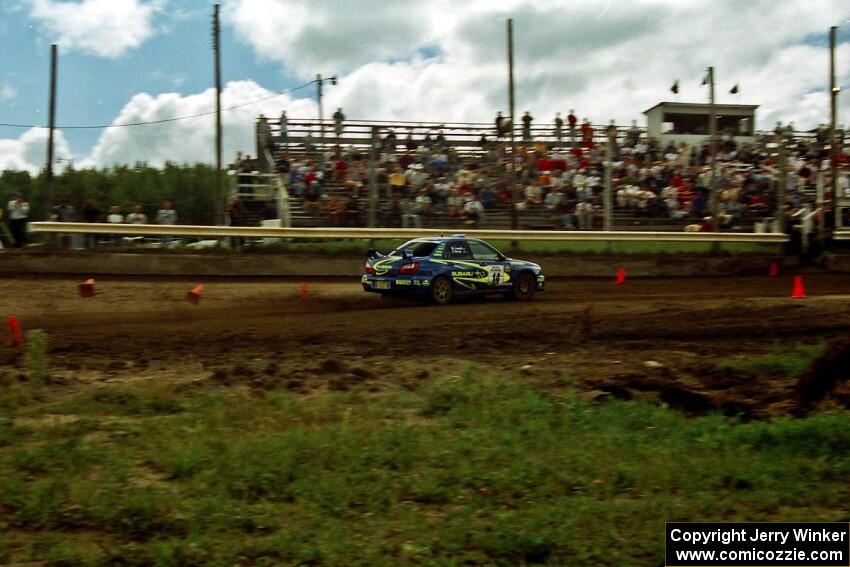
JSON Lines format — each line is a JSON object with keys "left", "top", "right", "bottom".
{"left": 511, "top": 272, "right": 536, "bottom": 301}
{"left": 430, "top": 276, "right": 454, "bottom": 305}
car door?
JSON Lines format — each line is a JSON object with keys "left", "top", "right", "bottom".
{"left": 468, "top": 240, "right": 511, "bottom": 289}
{"left": 445, "top": 240, "right": 483, "bottom": 290}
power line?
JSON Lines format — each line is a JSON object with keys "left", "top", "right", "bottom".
{"left": 0, "top": 80, "right": 313, "bottom": 130}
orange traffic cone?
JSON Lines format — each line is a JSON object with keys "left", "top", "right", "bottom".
{"left": 615, "top": 267, "right": 626, "bottom": 286}
{"left": 187, "top": 284, "right": 204, "bottom": 304}
{"left": 7, "top": 315, "right": 22, "bottom": 347}
{"left": 791, "top": 275, "right": 806, "bottom": 299}
{"left": 298, "top": 282, "right": 309, "bottom": 299}
{"left": 79, "top": 278, "right": 95, "bottom": 298}
{"left": 769, "top": 262, "right": 779, "bottom": 277}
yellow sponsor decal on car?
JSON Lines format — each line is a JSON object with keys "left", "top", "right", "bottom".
{"left": 372, "top": 258, "right": 398, "bottom": 276}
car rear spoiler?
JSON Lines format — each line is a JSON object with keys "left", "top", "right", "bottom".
{"left": 367, "top": 248, "right": 386, "bottom": 259}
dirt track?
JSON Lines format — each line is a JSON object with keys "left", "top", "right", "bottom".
{"left": 3, "top": 273, "right": 850, "bottom": 417}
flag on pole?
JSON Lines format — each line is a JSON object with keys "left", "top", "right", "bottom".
{"left": 701, "top": 73, "right": 708, "bottom": 86}
{"left": 671, "top": 80, "right": 679, "bottom": 94}
{"left": 730, "top": 84, "right": 739, "bottom": 94}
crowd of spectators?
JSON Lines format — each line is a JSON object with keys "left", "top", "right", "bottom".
{"left": 258, "top": 114, "right": 849, "bottom": 233}
{"left": 2, "top": 196, "right": 182, "bottom": 249}
{"left": 46, "top": 199, "right": 178, "bottom": 248}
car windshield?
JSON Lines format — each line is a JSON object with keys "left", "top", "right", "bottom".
{"left": 389, "top": 240, "right": 438, "bottom": 257}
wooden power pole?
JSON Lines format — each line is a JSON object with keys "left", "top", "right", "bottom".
{"left": 45, "top": 44, "right": 58, "bottom": 218}
{"left": 213, "top": 4, "right": 223, "bottom": 225}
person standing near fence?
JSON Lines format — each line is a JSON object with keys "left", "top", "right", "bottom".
{"left": 553, "top": 113, "right": 563, "bottom": 147}
{"left": 53, "top": 199, "right": 77, "bottom": 249}
{"left": 227, "top": 196, "right": 246, "bottom": 249}
{"left": 567, "top": 109, "right": 578, "bottom": 147}
{"left": 81, "top": 199, "right": 102, "bottom": 249}
{"left": 6, "top": 193, "right": 29, "bottom": 248}
{"left": 156, "top": 200, "right": 178, "bottom": 246}
{"left": 106, "top": 205, "right": 124, "bottom": 246}
{"left": 522, "top": 111, "right": 533, "bottom": 141}
{"left": 333, "top": 108, "right": 345, "bottom": 137}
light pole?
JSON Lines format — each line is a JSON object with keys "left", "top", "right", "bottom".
{"left": 829, "top": 25, "right": 840, "bottom": 231}
{"left": 314, "top": 74, "right": 337, "bottom": 149}
{"left": 707, "top": 66, "right": 719, "bottom": 234}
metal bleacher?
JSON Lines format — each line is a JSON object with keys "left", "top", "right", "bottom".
{"left": 239, "top": 116, "right": 820, "bottom": 232}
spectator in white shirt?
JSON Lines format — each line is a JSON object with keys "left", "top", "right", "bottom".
{"left": 576, "top": 200, "right": 595, "bottom": 230}
{"left": 156, "top": 200, "right": 178, "bottom": 245}
{"left": 544, "top": 189, "right": 564, "bottom": 211}
{"left": 463, "top": 194, "right": 484, "bottom": 226}
{"left": 106, "top": 205, "right": 123, "bottom": 246}
{"left": 107, "top": 205, "right": 124, "bottom": 224}
{"left": 6, "top": 193, "right": 29, "bottom": 248}
{"left": 126, "top": 204, "right": 148, "bottom": 224}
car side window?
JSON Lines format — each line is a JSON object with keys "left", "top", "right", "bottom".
{"left": 469, "top": 241, "right": 501, "bottom": 261}
{"left": 446, "top": 241, "right": 473, "bottom": 260}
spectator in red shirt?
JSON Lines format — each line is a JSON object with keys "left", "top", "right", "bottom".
{"left": 567, "top": 110, "right": 578, "bottom": 147}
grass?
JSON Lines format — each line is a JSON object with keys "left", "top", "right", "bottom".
{"left": 1, "top": 372, "right": 848, "bottom": 565}
{"left": 24, "top": 330, "right": 48, "bottom": 388}
{"left": 717, "top": 341, "right": 827, "bottom": 377}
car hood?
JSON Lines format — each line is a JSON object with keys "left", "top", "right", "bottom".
{"left": 507, "top": 258, "right": 542, "bottom": 271}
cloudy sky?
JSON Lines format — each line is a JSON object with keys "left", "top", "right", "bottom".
{"left": 0, "top": 0, "right": 848, "bottom": 172}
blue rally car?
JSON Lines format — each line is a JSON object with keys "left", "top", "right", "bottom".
{"left": 362, "top": 235, "right": 545, "bottom": 305}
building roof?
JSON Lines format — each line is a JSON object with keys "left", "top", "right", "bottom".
{"left": 643, "top": 101, "right": 759, "bottom": 115}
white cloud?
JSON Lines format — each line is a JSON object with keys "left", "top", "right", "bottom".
{"left": 0, "top": 127, "right": 71, "bottom": 173}
{"left": 26, "top": 0, "right": 164, "bottom": 58}
{"left": 82, "top": 80, "right": 317, "bottom": 168}
{"left": 4, "top": 0, "right": 848, "bottom": 171}
{"left": 225, "top": 0, "right": 850, "bottom": 130}
{"left": 224, "top": 0, "right": 435, "bottom": 76}
{"left": 0, "top": 84, "right": 15, "bottom": 102}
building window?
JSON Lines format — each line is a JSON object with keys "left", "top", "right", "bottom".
{"left": 662, "top": 113, "right": 752, "bottom": 136}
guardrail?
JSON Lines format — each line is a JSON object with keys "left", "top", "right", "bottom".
{"left": 28, "top": 222, "right": 789, "bottom": 243}
{"left": 833, "top": 230, "right": 850, "bottom": 241}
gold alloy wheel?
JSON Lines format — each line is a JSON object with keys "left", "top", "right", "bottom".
{"left": 431, "top": 277, "right": 453, "bottom": 305}
{"left": 513, "top": 272, "right": 536, "bottom": 300}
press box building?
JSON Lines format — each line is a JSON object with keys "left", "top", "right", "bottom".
{"left": 643, "top": 101, "right": 759, "bottom": 146}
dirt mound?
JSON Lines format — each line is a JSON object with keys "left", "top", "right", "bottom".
{"left": 795, "top": 338, "right": 850, "bottom": 411}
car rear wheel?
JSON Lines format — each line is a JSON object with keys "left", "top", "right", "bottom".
{"left": 430, "top": 276, "right": 454, "bottom": 305}
{"left": 511, "top": 272, "right": 536, "bottom": 301}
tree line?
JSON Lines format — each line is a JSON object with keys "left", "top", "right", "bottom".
{"left": 1, "top": 162, "right": 219, "bottom": 225}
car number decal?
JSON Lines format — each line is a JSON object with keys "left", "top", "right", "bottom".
{"left": 488, "top": 265, "right": 507, "bottom": 285}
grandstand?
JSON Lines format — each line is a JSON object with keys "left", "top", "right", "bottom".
{"left": 226, "top": 115, "right": 846, "bottom": 234}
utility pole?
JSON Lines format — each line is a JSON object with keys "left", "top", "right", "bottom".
{"left": 313, "top": 74, "right": 336, "bottom": 152}
{"left": 829, "top": 25, "right": 839, "bottom": 231}
{"left": 45, "top": 43, "right": 57, "bottom": 218}
{"left": 708, "top": 66, "right": 719, "bottom": 234}
{"left": 507, "top": 19, "right": 517, "bottom": 232}
{"left": 604, "top": 121, "right": 615, "bottom": 231}
{"left": 316, "top": 73, "right": 324, "bottom": 147}
{"left": 213, "top": 4, "right": 223, "bottom": 225}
